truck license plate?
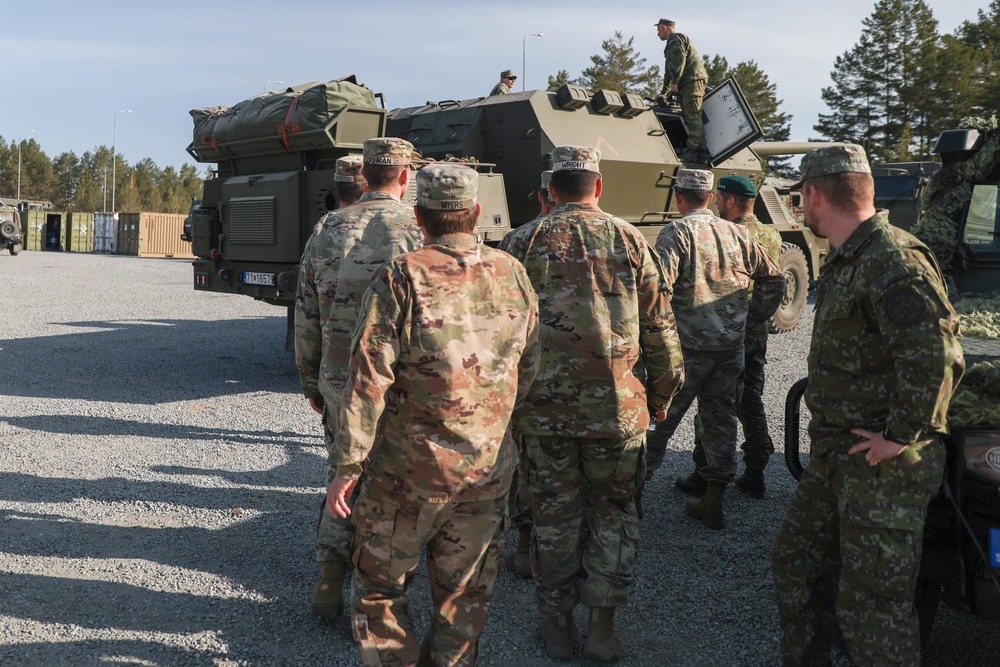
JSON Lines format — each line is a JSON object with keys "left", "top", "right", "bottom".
{"left": 242, "top": 272, "right": 275, "bottom": 286}
{"left": 991, "top": 528, "right": 1000, "bottom": 569}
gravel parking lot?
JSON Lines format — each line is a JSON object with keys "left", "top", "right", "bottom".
{"left": 1, "top": 251, "right": 996, "bottom": 666}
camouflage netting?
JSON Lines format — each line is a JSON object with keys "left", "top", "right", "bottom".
{"left": 914, "top": 116, "right": 1000, "bottom": 272}
{"left": 949, "top": 360, "right": 1000, "bottom": 430}
{"left": 955, "top": 294, "right": 1000, "bottom": 339}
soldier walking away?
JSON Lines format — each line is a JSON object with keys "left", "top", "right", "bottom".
{"left": 502, "top": 146, "right": 684, "bottom": 661}
{"left": 294, "top": 138, "right": 423, "bottom": 621}
{"left": 490, "top": 69, "right": 517, "bottom": 96}
{"left": 696, "top": 174, "right": 783, "bottom": 499}
{"left": 655, "top": 18, "right": 709, "bottom": 164}
{"left": 499, "top": 169, "right": 554, "bottom": 581}
{"left": 645, "top": 169, "right": 783, "bottom": 530}
{"left": 311, "top": 154, "right": 368, "bottom": 235}
{"left": 325, "top": 163, "right": 540, "bottom": 666}
{"left": 771, "top": 145, "right": 965, "bottom": 665}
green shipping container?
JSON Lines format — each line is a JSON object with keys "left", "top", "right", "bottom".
{"left": 67, "top": 212, "right": 95, "bottom": 253}
{"left": 21, "top": 211, "right": 69, "bottom": 251}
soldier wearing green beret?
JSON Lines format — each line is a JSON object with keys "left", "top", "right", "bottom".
{"left": 771, "top": 145, "right": 965, "bottom": 665}
{"left": 294, "top": 136, "right": 424, "bottom": 621}
{"left": 326, "top": 163, "right": 540, "bottom": 666}
{"left": 655, "top": 18, "right": 709, "bottom": 163}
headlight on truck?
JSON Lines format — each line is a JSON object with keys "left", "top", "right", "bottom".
{"left": 960, "top": 431, "right": 1000, "bottom": 485}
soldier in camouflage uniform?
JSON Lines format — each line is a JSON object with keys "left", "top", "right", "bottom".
{"left": 502, "top": 146, "right": 684, "bottom": 662}
{"left": 325, "top": 163, "right": 540, "bottom": 667}
{"left": 311, "top": 155, "right": 368, "bottom": 236}
{"left": 500, "top": 169, "right": 553, "bottom": 580}
{"left": 294, "top": 137, "right": 424, "bottom": 620}
{"left": 689, "top": 175, "right": 783, "bottom": 499}
{"left": 490, "top": 69, "right": 517, "bottom": 96}
{"left": 655, "top": 18, "right": 709, "bottom": 163}
{"left": 646, "top": 169, "right": 783, "bottom": 530}
{"left": 771, "top": 145, "right": 965, "bottom": 665}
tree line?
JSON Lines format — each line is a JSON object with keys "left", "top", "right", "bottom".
{"left": 0, "top": 138, "right": 204, "bottom": 214}
{"left": 547, "top": 0, "right": 999, "bottom": 172}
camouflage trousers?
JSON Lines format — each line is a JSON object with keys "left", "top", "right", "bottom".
{"left": 680, "top": 79, "right": 707, "bottom": 150}
{"left": 508, "top": 427, "right": 533, "bottom": 530}
{"left": 523, "top": 432, "right": 644, "bottom": 615}
{"left": 646, "top": 347, "right": 743, "bottom": 483}
{"left": 350, "top": 482, "right": 505, "bottom": 667}
{"left": 317, "top": 406, "right": 357, "bottom": 565}
{"left": 771, "top": 437, "right": 945, "bottom": 666}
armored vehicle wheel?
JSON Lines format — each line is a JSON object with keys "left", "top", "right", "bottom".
{"left": 769, "top": 243, "right": 809, "bottom": 334}
{"left": 10, "top": 242, "right": 21, "bottom": 255}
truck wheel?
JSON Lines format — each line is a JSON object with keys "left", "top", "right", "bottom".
{"left": 10, "top": 242, "right": 21, "bottom": 256}
{"left": 915, "top": 578, "right": 941, "bottom": 648}
{"left": 769, "top": 243, "right": 809, "bottom": 334}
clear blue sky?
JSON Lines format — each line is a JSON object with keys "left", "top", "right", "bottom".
{"left": 2, "top": 0, "right": 990, "bottom": 174}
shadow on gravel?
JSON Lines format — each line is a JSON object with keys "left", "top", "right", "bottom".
{"left": 0, "top": 638, "right": 226, "bottom": 667}
{"left": 0, "top": 316, "right": 295, "bottom": 404}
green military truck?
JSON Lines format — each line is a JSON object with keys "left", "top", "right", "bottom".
{"left": 1, "top": 206, "right": 22, "bottom": 255}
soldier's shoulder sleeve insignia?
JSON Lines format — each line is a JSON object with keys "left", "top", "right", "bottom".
{"left": 881, "top": 286, "right": 930, "bottom": 327}
{"left": 875, "top": 262, "right": 911, "bottom": 290}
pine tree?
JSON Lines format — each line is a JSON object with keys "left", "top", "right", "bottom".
{"left": 954, "top": 0, "right": 1000, "bottom": 117}
{"left": 547, "top": 32, "right": 661, "bottom": 98}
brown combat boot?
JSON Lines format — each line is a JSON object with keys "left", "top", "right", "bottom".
{"left": 684, "top": 480, "right": 725, "bottom": 530}
{"left": 584, "top": 607, "right": 623, "bottom": 662}
{"left": 311, "top": 561, "right": 347, "bottom": 618}
{"left": 541, "top": 610, "right": 575, "bottom": 659}
{"left": 512, "top": 525, "right": 533, "bottom": 579}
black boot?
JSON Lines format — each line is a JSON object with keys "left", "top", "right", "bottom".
{"left": 674, "top": 470, "right": 707, "bottom": 497}
{"left": 735, "top": 469, "right": 766, "bottom": 499}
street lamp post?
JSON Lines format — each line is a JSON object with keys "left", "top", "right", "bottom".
{"left": 111, "top": 109, "right": 132, "bottom": 213}
{"left": 522, "top": 33, "right": 544, "bottom": 92}
{"left": 17, "top": 129, "right": 35, "bottom": 201}
{"left": 264, "top": 80, "right": 284, "bottom": 93}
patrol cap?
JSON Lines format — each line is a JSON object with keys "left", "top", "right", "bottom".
{"left": 674, "top": 168, "right": 714, "bottom": 191}
{"left": 540, "top": 170, "right": 553, "bottom": 190}
{"left": 362, "top": 137, "right": 413, "bottom": 166}
{"left": 416, "top": 163, "right": 478, "bottom": 211}
{"left": 334, "top": 155, "right": 366, "bottom": 183}
{"left": 551, "top": 145, "right": 601, "bottom": 174}
{"left": 791, "top": 144, "right": 870, "bottom": 189}
{"left": 717, "top": 174, "right": 757, "bottom": 198}
{"left": 501, "top": 69, "right": 517, "bottom": 79}
{"left": 655, "top": 18, "right": 676, "bottom": 26}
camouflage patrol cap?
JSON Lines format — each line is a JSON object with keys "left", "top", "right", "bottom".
{"left": 416, "top": 163, "right": 478, "bottom": 211}
{"left": 334, "top": 155, "right": 366, "bottom": 183}
{"left": 551, "top": 145, "right": 601, "bottom": 174}
{"left": 717, "top": 174, "right": 757, "bottom": 198}
{"left": 674, "top": 168, "right": 714, "bottom": 191}
{"left": 655, "top": 18, "right": 675, "bottom": 26}
{"left": 540, "top": 170, "right": 553, "bottom": 190}
{"left": 501, "top": 69, "right": 517, "bottom": 79}
{"left": 791, "top": 144, "right": 870, "bottom": 189}
{"left": 362, "top": 137, "right": 414, "bottom": 166}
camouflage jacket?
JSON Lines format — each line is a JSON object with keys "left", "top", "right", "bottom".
{"left": 500, "top": 202, "right": 684, "bottom": 439}
{"left": 333, "top": 233, "right": 540, "bottom": 503}
{"left": 662, "top": 33, "right": 707, "bottom": 91}
{"left": 294, "top": 191, "right": 423, "bottom": 409}
{"left": 735, "top": 214, "right": 783, "bottom": 339}
{"left": 655, "top": 208, "right": 784, "bottom": 351}
{"left": 490, "top": 81, "right": 510, "bottom": 96}
{"left": 805, "top": 214, "right": 965, "bottom": 451}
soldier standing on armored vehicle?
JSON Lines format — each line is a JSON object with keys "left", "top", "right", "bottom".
{"left": 644, "top": 169, "right": 783, "bottom": 531}
{"left": 294, "top": 138, "right": 424, "bottom": 621}
{"left": 490, "top": 69, "right": 517, "bottom": 96}
{"left": 655, "top": 18, "right": 709, "bottom": 163}
{"left": 502, "top": 146, "right": 684, "bottom": 662}
{"left": 771, "top": 145, "right": 965, "bottom": 665}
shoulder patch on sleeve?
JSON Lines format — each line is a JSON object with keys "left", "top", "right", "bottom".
{"left": 875, "top": 262, "right": 911, "bottom": 290}
{"left": 881, "top": 286, "right": 930, "bottom": 327}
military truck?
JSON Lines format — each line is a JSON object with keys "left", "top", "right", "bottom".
{"left": 871, "top": 161, "right": 940, "bottom": 232}
{"left": 1, "top": 206, "right": 22, "bottom": 255}
{"left": 784, "top": 120, "right": 1000, "bottom": 646}
{"left": 186, "top": 75, "right": 829, "bottom": 339}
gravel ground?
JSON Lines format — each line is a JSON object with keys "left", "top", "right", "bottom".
{"left": 1, "top": 251, "right": 996, "bottom": 666}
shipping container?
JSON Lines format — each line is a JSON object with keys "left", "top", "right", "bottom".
{"left": 93, "top": 212, "right": 119, "bottom": 254}
{"left": 20, "top": 210, "right": 67, "bottom": 251}
{"left": 116, "top": 212, "right": 194, "bottom": 258}
{"left": 67, "top": 212, "right": 95, "bottom": 253}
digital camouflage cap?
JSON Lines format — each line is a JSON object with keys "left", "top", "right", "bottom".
{"left": 655, "top": 18, "right": 675, "bottom": 26}
{"left": 551, "top": 145, "right": 601, "bottom": 174}
{"left": 334, "top": 154, "right": 365, "bottom": 183}
{"left": 500, "top": 69, "right": 517, "bottom": 79}
{"left": 540, "top": 170, "right": 553, "bottom": 190}
{"left": 416, "top": 163, "right": 478, "bottom": 211}
{"left": 791, "top": 144, "right": 870, "bottom": 189}
{"left": 674, "top": 168, "right": 714, "bottom": 191}
{"left": 717, "top": 174, "right": 757, "bottom": 198}
{"left": 363, "top": 137, "right": 414, "bottom": 166}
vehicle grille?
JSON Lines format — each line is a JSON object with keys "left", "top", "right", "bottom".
{"left": 228, "top": 198, "right": 275, "bottom": 244}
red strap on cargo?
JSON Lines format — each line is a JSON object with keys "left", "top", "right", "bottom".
{"left": 279, "top": 95, "right": 300, "bottom": 153}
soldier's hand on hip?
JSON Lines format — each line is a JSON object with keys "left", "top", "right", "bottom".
{"left": 848, "top": 428, "right": 908, "bottom": 466}
{"left": 327, "top": 476, "right": 359, "bottom": 518}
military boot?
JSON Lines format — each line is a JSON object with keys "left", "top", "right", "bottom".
{"left": 684, "top": 480, "right": 725, "bottom": 530}
{"left": 311, "top": 561, "right": 347, "bottom": 618}
{"left": 584, "top": 607, "right": 623, "bottom": 662}
{"left": 678, "top": 147, "right": 700, "bottom": 163}
{"left": 512, "top": 525, "right": 533, "bottom": 579}
{"left": 735, "top": 468, "right": 766, "bottom": 499}
{"left": 541, "top": 610, "right": 575, "bottom": 660}
{"left": 674, "top": 470, "right": 707, "bottom": 497}
{"left": 697, "top": 148, "right": 712, "bottom": 164}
